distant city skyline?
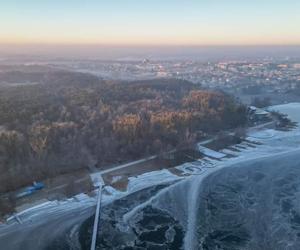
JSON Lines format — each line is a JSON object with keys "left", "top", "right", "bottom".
{"left": 1, "top": 0, "right": 299, "bottom": 46}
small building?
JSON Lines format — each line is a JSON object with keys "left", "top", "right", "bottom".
{"left": 248, "top": 106, "right": 272, "bottom": 122}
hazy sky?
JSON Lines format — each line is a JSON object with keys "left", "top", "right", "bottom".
{"left": 1, "top": 0, "right": 300, "bottom": 46}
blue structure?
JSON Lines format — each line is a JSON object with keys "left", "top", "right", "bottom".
{"left": 16, "top": 182, "right": 45, "bottom": 198}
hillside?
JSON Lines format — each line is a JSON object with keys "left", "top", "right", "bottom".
{"left": 0, "top": 72, "right": 247, "bottom": 193}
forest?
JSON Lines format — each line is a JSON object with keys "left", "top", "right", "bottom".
{"left": 0, "top": 70, "right": 247, "bottom": 193}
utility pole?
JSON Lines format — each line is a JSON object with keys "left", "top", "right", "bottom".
{"left": 90, "top": 184, "right": 103, "bottom": 250}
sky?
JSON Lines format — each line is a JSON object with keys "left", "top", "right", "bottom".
{"left": 0, "top": 0, "right": 300, "bottom": 46}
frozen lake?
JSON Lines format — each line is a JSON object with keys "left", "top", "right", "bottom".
{"left": 1, "top": 102, "right": 300, "bottom": 250}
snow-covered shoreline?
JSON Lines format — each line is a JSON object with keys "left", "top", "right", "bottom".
{"left": 1, "top": 102, "right": 300, "bottom": 237}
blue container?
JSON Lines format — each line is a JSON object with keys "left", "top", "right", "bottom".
{"left": 15, "top": 182, "right": 45, "bottom": 198}
{"left": 33, "top": 182, "right": 44, "bottom": 190}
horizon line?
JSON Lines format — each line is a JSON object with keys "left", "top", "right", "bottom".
{"left": 1, "top": 43, "right": 300, "bottom": 48}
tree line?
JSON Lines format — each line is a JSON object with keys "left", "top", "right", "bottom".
{"left": 0, "top": 71, "right": 247, "bottom": 193}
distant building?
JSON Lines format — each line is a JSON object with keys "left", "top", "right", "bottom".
{"left": 248, "top": 106, "right": 272, "bottom": 122}
{"left": 142, "top": 58, "right": 150, "bottom": 64}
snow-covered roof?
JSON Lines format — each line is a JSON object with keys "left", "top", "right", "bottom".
{"left": 197, "top": 144, "right": 226, "bottom": 159}
{"left": 255, "top": 109, "right": 270, "bottom": 116}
